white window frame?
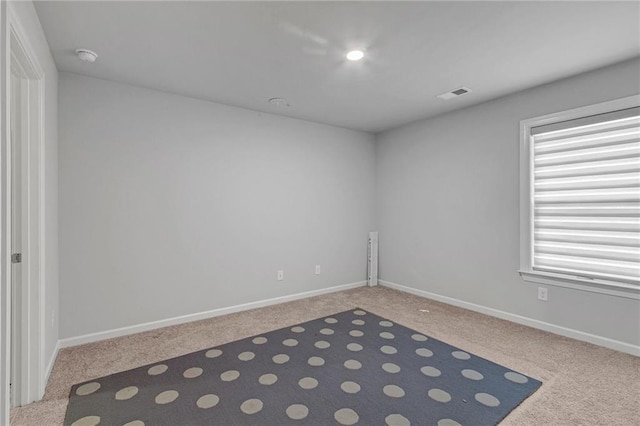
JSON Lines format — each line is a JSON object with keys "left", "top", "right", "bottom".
{"left": 519, "top": 95, "right": 640, "bottom": 300}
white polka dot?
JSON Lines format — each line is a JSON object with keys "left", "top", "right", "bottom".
{"left": 349, "top": 330, "right": 364, "bottom": 337}
{"left": 286, "top": 404, "right": 309, "bottom": 420}
{"left": 298, "top": 377, "right": 318, "bottom": 389}
{"left": 380, "top": 332, "right": 395, "bottom": 339}
{"left": 325, "top": 317, "right": 338, "bottom": 324}
{"left": 347, "top": 343, "right": 363, "bottom": 352}
{"left": 240, "top": 398, "right": 263, "bottom": 415}
{"left": 259, "top": 373, "right": 278, "bottom": 385}
{"left": 462, "top": 369, "right": 484, "bottom": 381}
{"left": 320, "top": 328, "right": 334, "bottom": 335}
{"left": 352, "top": 319, "right": 365, "bottom": 326}
{"left": 252, "top": 337, "right": 267, "bottom": 344}
{"left": 205, "top": 349, "right": 222, "bottom": 359}
{"left": 238, "top": 351, "right": 255, "bottom": 361}
{"left": 272, "top": 354, "right": 290, "bottom": 364}
{"left": 197, "top": 394, "right": 219, "bottom": 409}
{"left": 335, "top": 408, "right": 359, "bottom": 425}
{"left": 344, "top": 359, "right": 362, "bottom": 370}
{"left": 283, "top": 339, "right": 298, "bottom": 347}
{"left": 315, "top": 340, "right": 330, "bottom": 349}
{"left": 76, "top": 382, "right": 100, "bottom": 396}
{"left": 437, "top": 420, "right": 462, "bottom": 426}
{"left": 155, "top": 390, "right": 179, "bottom": 404}
{"left": 379, "top": 320, "right": 394, "bottom": 327}
{"left": 291, "top": 326, "right": 305, "bottom": 333}
{"left": 220, "top": 370, "right": 240, "bottom": 381}
{"left": 383, "top": 384, "right": 405, "bottom": 398}
{"left": 505, "top": 371, "right": 529, "bottom": 384}
{"left": 382, "top": 363, "right": 401, "bottom": 373}
{"left": 452, "top": 351, "right": 471, "bottom": 360}
{"left": 475, "top": 392, "right": 500, "bottom": 407}
{"left": 421, "top": 366, "right": 441, "bottom": 377}
{"left": 70, "top": 416, "right": 101, "bottom": 426}
{"left": 353, "top": 310, "right": 366, "bottom": 316}
{"left": 341, "top": 381, "right": 361, "bottom": 394}
{"left": 381, "top": 345, "right": 397, "bottom": 354}
{"left": 122, "top": 421, "right": 144, "bottom": 426}
{"left": 428, "top": 388, "right": 451, "bottom": 403}
{"left": 411, "top": 334, "right": 428, "bottom": 342}
{"left": 416, "top": 348, "right": 434, "bottom": 358}
{"left": 308, "top": 356, "right": 325, "bottom": 366}
{"left": 385, "top": 414, "right": 410, "bottom": 426}
{"left": 183, "top": 367, "right": 203, "bottom": 378}
{"left": 115, "top": 386, "right": 138, "bottom": 400}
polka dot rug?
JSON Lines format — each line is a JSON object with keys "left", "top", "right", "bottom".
{"left": 64, "top": 308, "right": 541, "bottom": 425}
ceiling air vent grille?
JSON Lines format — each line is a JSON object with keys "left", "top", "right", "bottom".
{"left": 437, "top": 86, "right": 472, "bottom": 100}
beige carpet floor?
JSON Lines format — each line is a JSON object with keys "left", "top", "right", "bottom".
{"left": 9, "top": 286, "right": 640, "bottom": 425}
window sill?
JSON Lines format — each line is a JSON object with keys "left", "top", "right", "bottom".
{"left": 518, "top": 270, "right": 639, "bottom": 300}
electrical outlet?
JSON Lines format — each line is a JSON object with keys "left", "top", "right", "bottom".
{"left": 277, "top": 270, "right": 284, "bottom": 281}
{"left": 315, "top": 265, "right": 321, "bottom": 275}
{"left": 537, "top": 286, "right": 548, "bottom": 301}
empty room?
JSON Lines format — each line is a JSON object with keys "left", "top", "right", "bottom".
{"left": 1, "top": 1, "right": 639, "bottom": 425}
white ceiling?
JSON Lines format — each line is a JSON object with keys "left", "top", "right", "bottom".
{"left": 35, "top": 1, "right": 640, "bottom": 133}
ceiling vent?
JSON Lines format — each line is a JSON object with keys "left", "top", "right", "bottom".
{"left": 437, "top": 87, "right": 472, "bottom": 100}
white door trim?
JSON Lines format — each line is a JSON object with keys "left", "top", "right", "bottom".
{"left": 2, "top": 2, "right": 46, "bottom": 411}
{"left": 0, "top": 2, "right": 10, "bottom": 422}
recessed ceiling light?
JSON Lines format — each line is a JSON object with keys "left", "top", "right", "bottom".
{"left": 75, "top": 48, "right": 98, "bottom": 63}
{"left": 268, "top": 97, "right": 290, "bottom": 107}
{"left": 346, "top": 50, "right": 365, "bottom": 61}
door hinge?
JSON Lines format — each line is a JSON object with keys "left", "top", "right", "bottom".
{"left": 11, "top": 253, "right": 21, "bottom": 263}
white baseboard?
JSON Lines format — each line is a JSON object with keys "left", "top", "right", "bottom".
{"left": 42, "top": 339, "right": 60, "bottom": 394}
{"left": 59, "top": 281, "right": 367, "bottom": 349}
{"left": 379, "top": 280, "right": 640, "bottom": 357}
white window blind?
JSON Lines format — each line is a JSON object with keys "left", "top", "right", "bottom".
{"left": 530, "top": 107, "right": 640, "bottom": 285}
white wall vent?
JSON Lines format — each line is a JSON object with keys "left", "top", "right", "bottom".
{"left": 437, "top": 86, "right": 472, "bottom": 100}
{"left": 368, "top": 232, "right": 378, "bottom": 287}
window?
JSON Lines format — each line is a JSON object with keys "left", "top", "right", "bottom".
{"left": 519, "top": 96, "right": 640, "bottom": 299}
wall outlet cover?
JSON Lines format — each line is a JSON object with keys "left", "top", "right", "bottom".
{"left": 537, "top": 287, "right": 548, "bottom": 301}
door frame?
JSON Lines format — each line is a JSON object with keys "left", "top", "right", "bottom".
{"left": 0, "top": 2, "right": 8, "bottom": 421}
{"left": 1, "top": 2, "right": 46, "bottom": 416}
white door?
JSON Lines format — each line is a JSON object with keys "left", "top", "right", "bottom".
{"left": 10, "top": 68, "right": 27, "bottom": 407}
{"left": 10, "top": 69, "right": 20, "bottom": 407}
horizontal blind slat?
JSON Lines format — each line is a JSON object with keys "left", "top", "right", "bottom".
{"left": 534, "top": 188, "right": 639, "bottom": 204}
{"left": 534, "top": 254, "right": 640, "bottom": 280}
{"left": 535, "top": 241, "right": 640, "bottom": 262}
{"left": 535, "top": 157, "right": 640, "bottom": 179}
{"left": 535, "top": 226, "right": 640, "bottom": 248}
{"left": 534, "top": 127, "right": 640, "bottom": 155}
{"left": 534, "top": 172, "right": 640, "bottom": 191}
{"left": 534, "top": 202, "right": 640, "bottom": 217}
{"left": 533, "top": 266, "right": 639, "bottom": 284}
{"left": 532, "top": 110, "right": 640, "bottom": 138}
{"left": 535, "top": 217, "right": 640, "bottom": 232}
{"left": 534, "top": 141, "right": 639, "bottom": 167}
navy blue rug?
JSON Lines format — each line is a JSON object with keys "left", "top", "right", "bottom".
{"left": 65, "top": 308, "right": 541, "bottom": 426}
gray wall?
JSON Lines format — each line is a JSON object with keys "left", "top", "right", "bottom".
{"left": 376, "top": 58, "right": 640, "bottom": 346}
{"left": 58, "top": 73, "right": 375, "bottom": 339}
